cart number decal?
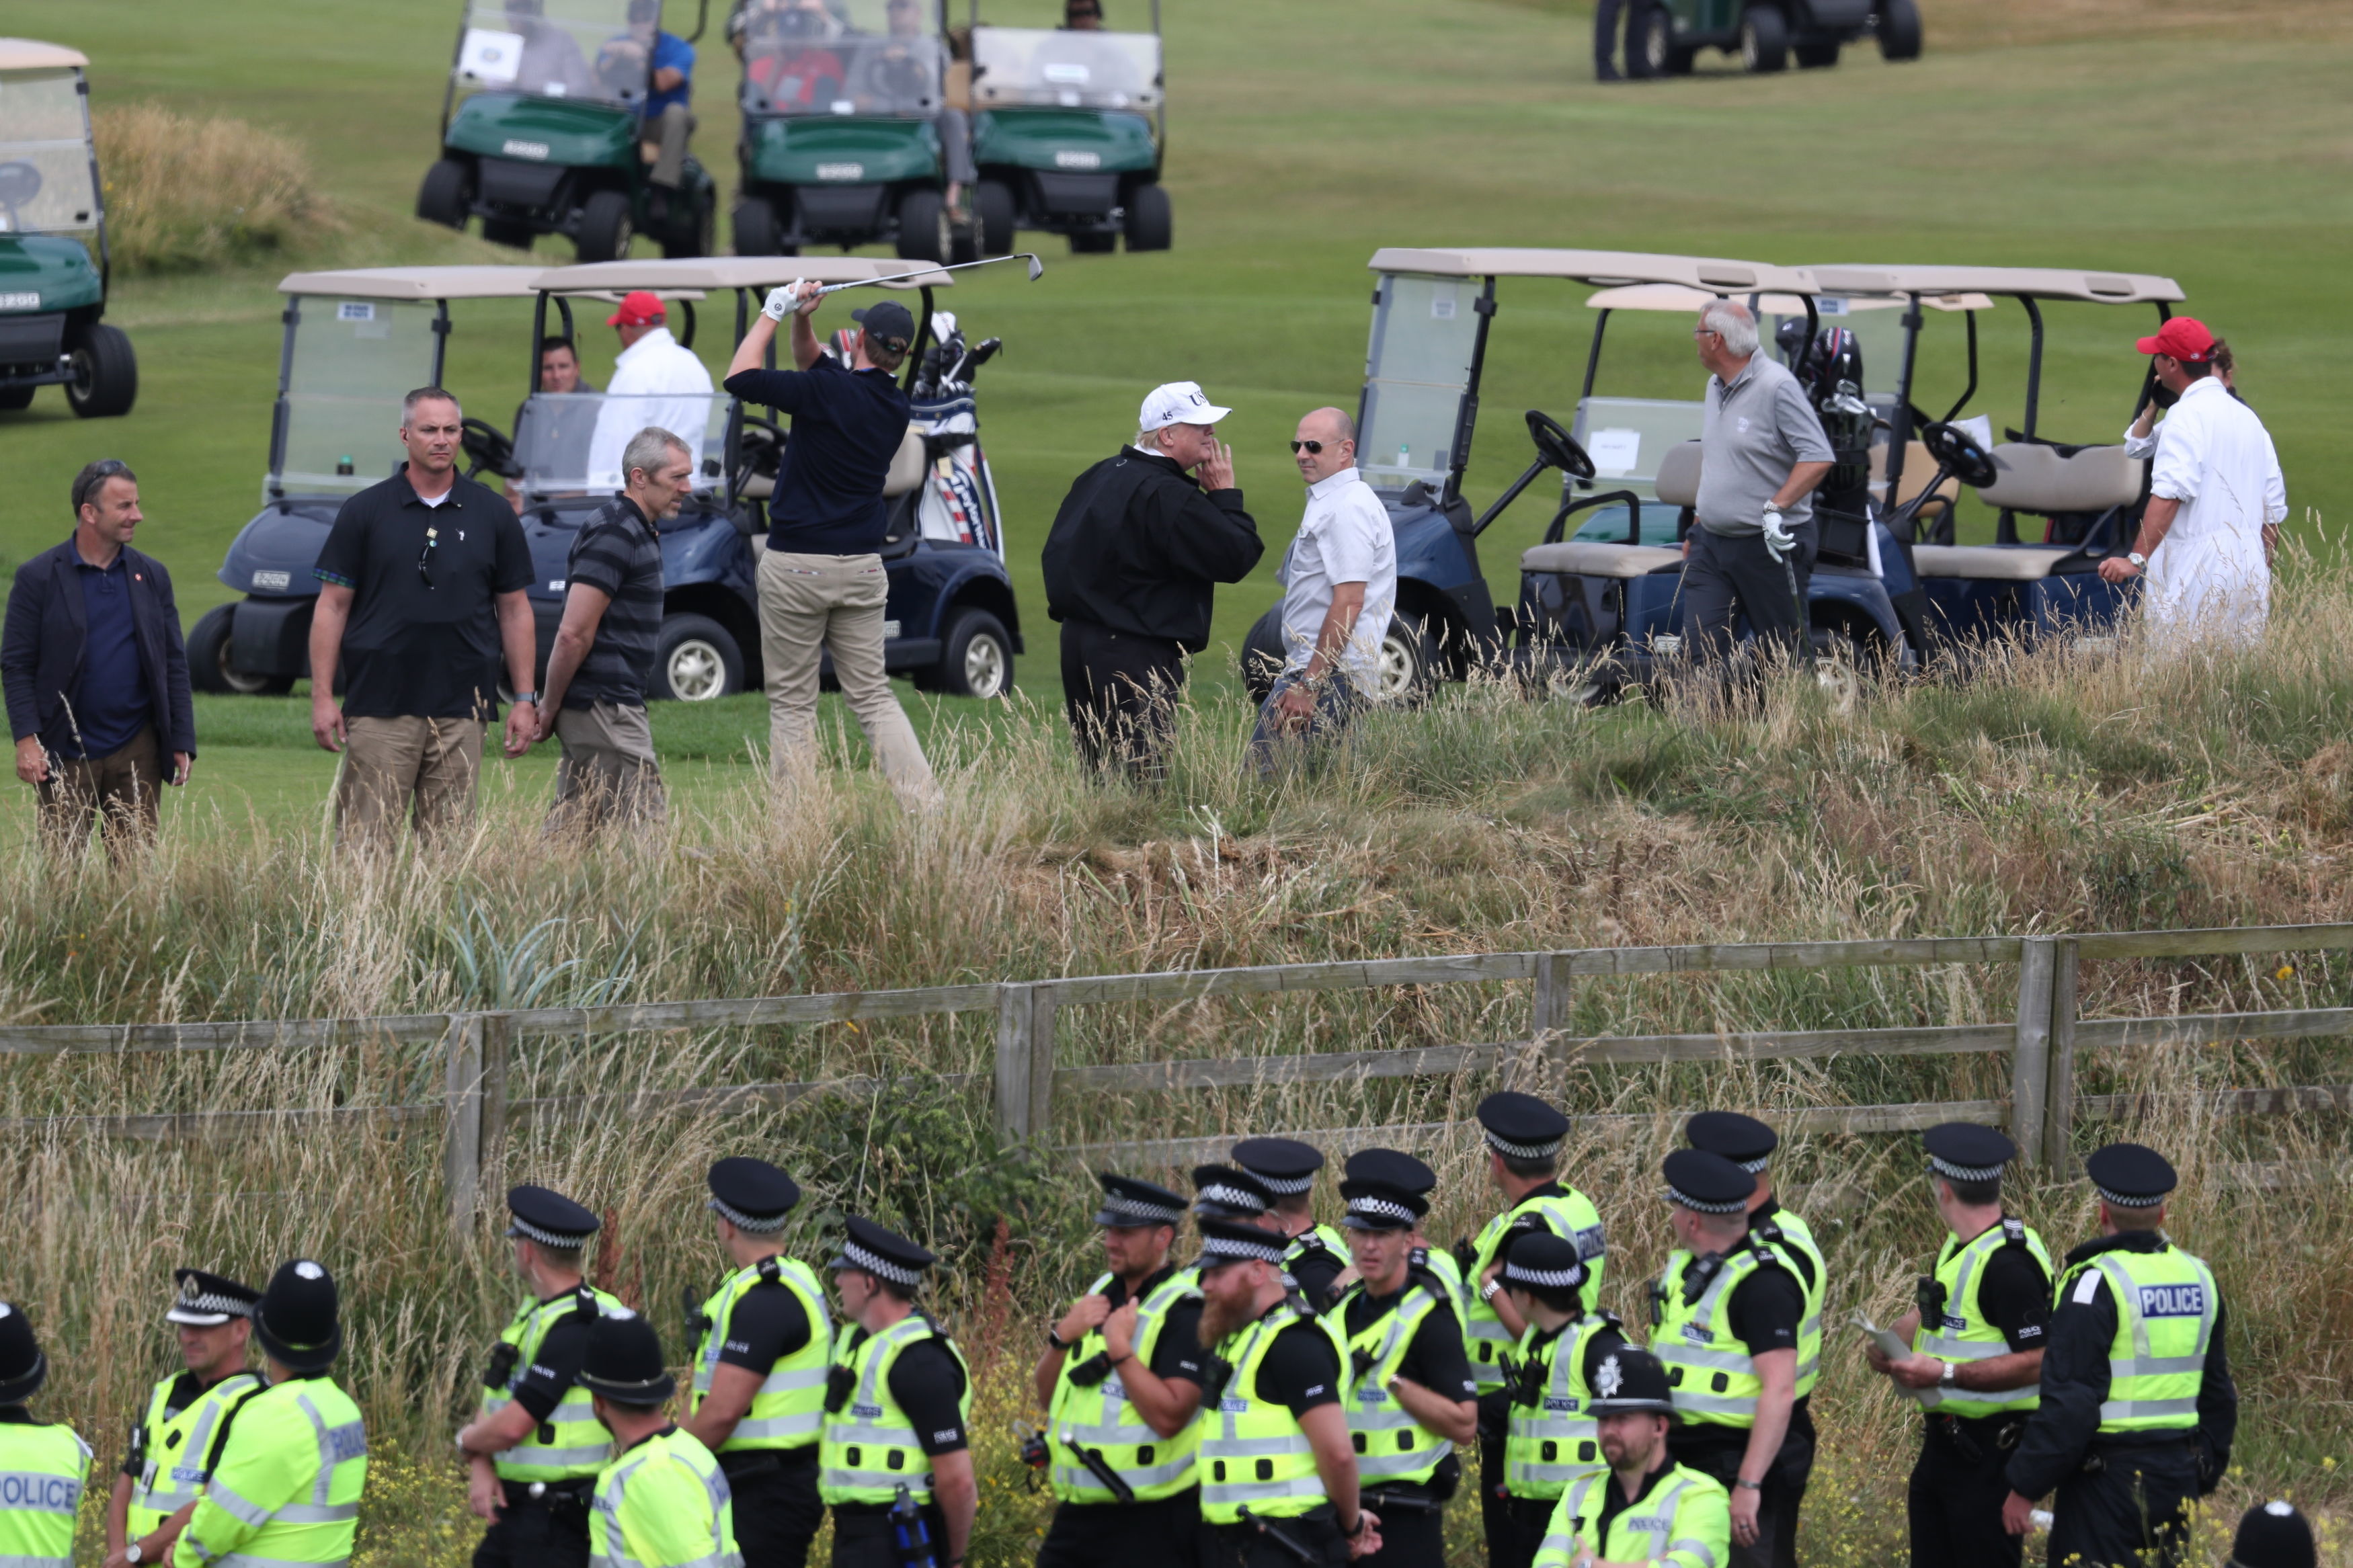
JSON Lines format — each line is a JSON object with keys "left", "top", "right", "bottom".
{"left": 337, "top": 302, "right": 374, "bottom": 322}
{"left": 1054, "top": 150, "right": 1101, "bottom": 169}
{"left": 883, "top": 620, "right": 902, "bottom": 639}
{"left": 815, "top": 162, "right": 865, "bottom": 180}
{"left": 1589, "top": 429, "right": 1641, "bottom": 477}
{"left": 0, "top": 292, "right": 36, "bottom": 309}
{"left": 1430, "top": 284, "right": 1457, "bottom": 321}
{"left": 1817, "top": 297, "right": 1849, "bottom": 316}
{"left": 1043, "top": 63, "right": 1090, "bottom": 83}
{"left": 251, "top": 570, "right": 291, "bottom": 591}
{"left": 502, "top": 139, "right": 551, "bottom": 161}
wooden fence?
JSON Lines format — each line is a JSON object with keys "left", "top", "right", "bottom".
{"left": 5, "top": 923, "right": 2353, "bottom": 1236}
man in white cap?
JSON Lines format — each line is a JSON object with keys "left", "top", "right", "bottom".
{"left": 1041, "top": 382, "right": 1263, "bottom": 781}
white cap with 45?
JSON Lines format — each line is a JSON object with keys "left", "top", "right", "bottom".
{"left": 1140, "top": 380, "right": 1232, "bottom": 431}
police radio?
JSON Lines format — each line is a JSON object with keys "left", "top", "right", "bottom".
{"left": 824, "top": 1362, "right": 857, "bottom": 1414}
{"left": 682, "top": 1286, "right": 714, "bottom": 1341}
{"left": 1197, "top": 1352, "right": 1236, "bottom": 1405}
{"left": 483, "top": 1341, "right": 520, "bottom": 1391}
{"left": 1915, "top": 1276, "right": 1949, "bottom": 1328}
{"left": 1065, "top": 1350, "right": 1116, "bottom": 1389}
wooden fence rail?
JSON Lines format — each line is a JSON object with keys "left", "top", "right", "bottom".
{"left": 4, "top": 924, "right": 2352, "bottom": 1237}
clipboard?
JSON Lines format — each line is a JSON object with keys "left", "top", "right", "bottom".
{"left": 1850, "top": 1311, "right": 1932, "bottom": 1405}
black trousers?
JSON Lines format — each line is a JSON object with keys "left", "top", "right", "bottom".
{"left": 1355, "top": 1483, "right": 1446, "bottom": 1568}
{"left": 726, "top": 1449, "right": 826, "bottom": 1568}
{"left": 833, "top": 1499, "right": 950, "bottom": 1568}
{"left": 1592, "top": 0, "right": 1626, "bottom": 75}
{"left": 1476, "top": 1397, "right": 1513, "bottom": 1568}
{"left": 1203, "top": 1508, "right": 1349, "bottom": 1568}
{"left": 1036, "top": 1488, "right": 1201, "bottom": 1568}
{"left": 1490, "top": 1493, "right": 1555, "bottom": 1568}
{"left": 1907, "top": 1415, "right": 2028, "bottom": 1568}
{"left": 473, "top": 1488, "right": 591, "bottom": 1568}
{"left": 1671, "top": 1410, "right": 1814, "bottom": 1568}
{"left": 1060, "top": 619, "right": 1188, "bottom": 780}
{"left": 2045, "top": 1444, "right": 2202, "bottom": 1568}
{"left": 1681, "top": 521, "right": 1819, "bottom": 670}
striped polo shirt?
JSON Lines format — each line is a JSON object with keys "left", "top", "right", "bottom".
{"left": 563, "top": 496, "right": 665, "bottom": 707}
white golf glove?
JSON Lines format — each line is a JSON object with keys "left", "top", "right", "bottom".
{"left": 762, "top": 280, "right": 809, "bottom": 322}
{"left": 1760, "top": 503, "right": 1796, "bottom": 563}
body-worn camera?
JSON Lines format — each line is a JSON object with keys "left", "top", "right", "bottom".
{"left": 483, "top": 1341, "right": 521, "bottom": 1391}
{"left": 825, "top": 1363, "right": 858, "bottom": 1414}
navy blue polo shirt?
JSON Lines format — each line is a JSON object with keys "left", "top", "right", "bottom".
{"left": 725, "top": 356, "right": 912, "bottom": 554}
{"left": 69, "top": 551, "right": 150, "bottom": 757}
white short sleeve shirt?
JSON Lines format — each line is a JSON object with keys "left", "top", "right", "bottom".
{"left": 1278, "top": 467, "right": 1397, "bottom": 698}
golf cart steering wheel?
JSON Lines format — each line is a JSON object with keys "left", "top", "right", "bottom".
{"left": 461, "top": 417, "right": 518, "bottom": 481}
{"left": 733, "top": 415, "right": 785, "bottom": 493}
{"left": 0, "top": 161, "right": 40, "bottom": 225}
{"left": 1525, "top": 410, "right": 1597, "bottom": 481}
{"left": 1921, "top": 420, "right": 1998, "bottom": 490}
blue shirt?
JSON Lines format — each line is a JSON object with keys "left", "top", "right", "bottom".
{"left": 70, "top": 551, "right": 150, "bottom": 757}
{"left": 646, "top": 32, "right": 694, "bottom": 117}
{"left": 726, "top": 356, "right": 914, "bottom": 554}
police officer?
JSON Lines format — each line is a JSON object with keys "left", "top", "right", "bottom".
{"left": 2000, "top": 1144, "right": 2237, "bottom": 1568}
{"left": 1650, "top": 1151, "right": 1807, "bottom": 1568}
{"left": 456, "top": 1186, "right": 625, "bottom": 1568}
{"left": 1035, "top": 1174, "right": 1207, "bottom": 1568}
{"left": 1193, "top": 1165, "right": 1281, "bottom": 1228}
{"left": 1191, "top": 1217, "right": 1379, "bottom": 1568}
{"left": 107, "top": 1270, "right": 263, "bottom": 1568}
{"left": 175, "top": 1260, "right": 367, "bottom": 1568}
{"left": 1862, "top": 1124, "right": 2051, "bottom": 1568}
{"left": 1330, "top": 1151, "right": 1476, "bottom": 1568}
{"left": 819, "top": 1217, "right": 975, "bottom": 1568}
{"left": 1234, "top": 1138, "right": 1349, "bottom": 1312}
{"left": 2226, "top": 1500, "right": 2315, "bottom": 1568}
{"left": 1383, "top": 1158, "right": 1469, "bottom": 1316}
{"left": 1496, "top": 1235, "right": 1627, "bottom": 1568}
{"left": 682, "top": 1158, "right": 832, "bottom": 1568}
{"left": 1685, "top": 1113, "right": 1826, "bottom": 1402}
{"left": 581, "top": 1314, "right": 741, "bottom": 1568}
{"left": 0, "top": 1300, "right": 89, "bottom": 1568}
{"left": 1458, "top": 1093, "right": 1605, "bottom": 1568}
{"left": 1529, "top": 1348, "right": 1730, "bottom": 1568}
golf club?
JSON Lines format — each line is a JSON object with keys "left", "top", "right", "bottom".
{"left": 807, "top": 253, "right": 1045, "bottom": 298}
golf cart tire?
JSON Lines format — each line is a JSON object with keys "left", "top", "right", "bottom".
{"left": 0, "top": 385, "right": 32, "bottom": 411}
{"left": 481, "top": 218, "right": 536, "bottom": 249}
{"left": 924, "top": 608, "right": 1015, "bottom": 699}
{"left": 1379, "top": 610, "right": 1440, "bottom": 708}
{"left": 577, "top": 189, "right": 635, "bottom": 263}
{"left": 1794, "top": 40, "right": 1839, "bottom": 66}
{"left": 664, "top": 189, "right": 715, "bottom": 259}
{"left": 1070, "top": 232, "right": 1117, "bottom": 255}
{"left": 188, "top": 605, "right": 293, "bottom": 696}
{"left": 949, "top": 224, "right": 978, "bottom": 266}
{"left": 1123, "top": 183, "right": 1172, "bottom": 251}
{"left": 733, "top": 195, "right": 783, "bottom": 255}
{"left": 1634, "top": 5, "right": 1693, "bottom": 75}
{"left": 655, "top": 613, "right": 743, "bottom": 702}
{"left": 416, "top": 158, "right": 471, "bottom": 229}
{"left": 974, "top": 180, "right": 1016, "bottom": 257}
{"left": 1241, "top": 606, "right": 1287, "bottom": 706}
{"left": 1877, "top": 0, "right": 1923, "bottom": 59}
{"left": 65, "top": 324, "right": 136, "bottom": 419}
{"left": 895, "top": 187, "right": 947, "bottom": 263}
{"left": 1740, "top": 4, "right": 1790, "bottom": 71}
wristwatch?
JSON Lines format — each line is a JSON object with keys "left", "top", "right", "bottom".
{"left": 2126, "top": 551, "right": 2147, "bottom": 569}
{"left": 1480, "top": 1279, "right": 1503, "bottom": 1303}
{"left": 124, "top": 1546, "right": 143, "bottom": 1565}
{"left": 512, "top": 690, "right": 541, "bottom": 705}
{"left": 1045, "top": 1325, "right": 1072, "bottom": 1350}
{"left": 1734, "top": 1478, "right": 1763, "bottom": 1492}
{"left": 1940, "top": 1360, "right": 1959, "bottom": 1389}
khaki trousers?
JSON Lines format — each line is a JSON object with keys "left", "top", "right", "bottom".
{"left": 36, "top": 724, "right": 160, "bottom": 858}
{"left": 333, "top": 715, "right": 484, "bottom": 849}
{"left": 650, "top": 104, "right": 694, "bottom": 188}
{"left": 545, "top": 701, "right": 666, "bottom": 837}
{"left": 755, "top": 549, "right": 936, "bottom": 804}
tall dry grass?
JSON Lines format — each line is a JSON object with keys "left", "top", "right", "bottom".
{"left": 91, "top": 105, "right": 340, "bottom": 275}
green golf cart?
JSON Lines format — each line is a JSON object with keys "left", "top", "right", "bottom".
{"left": 0, "top": 39, "right": 135, "bottom": 417}
{"left": 966, "top": 1, "right": 1168, "bottom": 255}
{"left": 417, "top": 0, "right": 718, "bottom": 261}
{"left": 1628, "top": 0, "right": 1919, "bottom": 75}
{"left": 731, "top": 0, "right": 965, "bottom": 262}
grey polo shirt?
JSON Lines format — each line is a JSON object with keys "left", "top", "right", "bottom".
{"left": 1695, "top": 353, "right": 1834, "bottom": 538}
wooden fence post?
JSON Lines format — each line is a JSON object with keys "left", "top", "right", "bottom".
{"left": 479, "top": 1011, "right": 514, "bottom": 1182}
{"left": 1531, "top": 953, "right": 1573, "bottom": 1039}
{"left": 994, "top": 985, "right": 1058, "bottom": 1143}
{"left": 2011, "top": 939, "right": 2053, "bottom": 1165}
{"left": 2042, "top": 939, "right": 2081, "bottom": 1170}
{"left": 443, "top": 1013, "right": 484, "bottom": 1239}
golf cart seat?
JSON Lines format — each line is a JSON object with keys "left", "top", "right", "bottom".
{"left": 1909, "top": 545, "right": 2075, "bottom": 581}
{"left": 1520, "top": 541, "right": 1682, "bottom": 579}
{"left": 883, "top": 425, "right": 927, "bottom": 499}
{"left": 1652, "top": 440, "right": 1703, "bottom": 507}
{"left": 1975, "top": 442, "right": 2143, "bottom": 515}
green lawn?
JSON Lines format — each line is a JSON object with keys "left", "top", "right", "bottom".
{"left": 1, "top": 0, "right": 2348, "bottom": 830}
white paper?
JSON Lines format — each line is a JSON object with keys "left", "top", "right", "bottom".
{"left": 458, "top": 27, "right": 524, "bottom": 85}
{"left": 1589, "top": 427, "right": 1641, "bottom": 477}
{"left": 1850, "top": 1313, "right": 1931, "bottom": 1405}
{"left": 1957, "top": 414, "right": 1993, "bottom": 452}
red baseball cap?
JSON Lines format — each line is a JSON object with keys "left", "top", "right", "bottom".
{"left": 2135, "top": 317, "right": 2213, "bottom": 363}
{"left": 605, "top": 290, "right": 666, "bottom": 328}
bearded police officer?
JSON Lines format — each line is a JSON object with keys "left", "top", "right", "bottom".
{"left": 1496, "top": 1235, "right": 1627, "bottom": 1568}
{"left": 1035, "top": 1174, "right": 1207, "bottom": 1568}
{"left": 108, "top": 1270, "right": 263, "bottom": 1568}
{"left": 1458, "top": 1093, "right": 1605, "bottom": 1568}
{"left": 1234, "top": 1138, "right": 1349, "bottom": 1313}
{"left": 455, "top": 1186, "right": 624, "bottom": 1568}
{"left": 0, "top": 1301, "right": 89, "bottom": 1568}
{"left": 1330, "top": 1151, "right": 1476, "bottom": 1568}
{"left": 1191, "top": 1217, "right": 1380, "bottom": 1568}
{"left": 683, "top": 1158, "right": 832, "bottom": 1568}
{"left": 1862, "top": 1124, "right": 2051, "bottom": 1568}
{"left": 582, "top": 1314, "right": 742, "bottom": 1568}
{"left": 1650, "top": 1151, "right": 1807, "bottom": 1568}
{"left": 175, "top": 1260, "right": 367, "bottom": 1568}
{"left": 820, "top": 1218, "right": 975, "bottom": 1568}
{"left": 1530, "top": 1348, "right": 1730, "bottom": 1568}
{"left": 2000, "top": 1145, "right": 2236, "bottom": 1568}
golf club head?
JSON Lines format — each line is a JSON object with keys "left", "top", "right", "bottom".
{"left": 1023, "top": 253, "right": 1044, "bottom": 282}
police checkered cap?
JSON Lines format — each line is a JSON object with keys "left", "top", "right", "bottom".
{"left": 836, "top": 1238, "right": 922, "bottom": 1287}
{"left": 2094, "top": 1184, "right": 2165, "bottom": 1209}
{"left": 1502, "top": 1255, "right": 1586, "bottom": 1290}
{"left": 1344, "top": 1194, "right": 1417, "bottom": 1228}
{"left": 1662, "top": 1149, "right": 1755, "bottom": 1214}
{"left": 1685, "top": 1110, "right": 1777, "bottom": 1173}
{"left": 508, "top": 1214, "right": 591, "bottom": 1247}
{"left": 1197, "top": 1219, "right": 1287, "bottom": 1267}
{"left": 708, "top": 1195, "right": 791, "bottom": 1233}
{"left": 1230, "top": 1138, "right": 1322, "bottom": 1195}
{"left": 1192, "top": 1164, "right": 1273, "bottom": 1219}
{"left": 1477, "top": 1091, "right": 1568, "bottom": 1161}
{"left": 829, "top": 1215, "right": 934, "bottom": 1288}
{"left": 1093, "top": 1173, "right": 1187, "bottom": 1229}
{"left": 504, "top": 1184, "right": 602, "bottom": 1249}
{"left": 166, "top": 1270, "right": 262, "bottom": 1327}
{"left": 2085, "top": 1143, "right": 2176, "bottom": 1209}
{"left": 1927, "top": 1153, "right": 2006, "bottom": 1183}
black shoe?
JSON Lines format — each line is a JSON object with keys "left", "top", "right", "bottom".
{"left": 1596, "top": 67, "right": 1626, "bottom": 81}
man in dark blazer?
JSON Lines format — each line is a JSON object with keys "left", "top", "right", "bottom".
{"left": 3, "top": 459, "right": 196, "bottom": 854}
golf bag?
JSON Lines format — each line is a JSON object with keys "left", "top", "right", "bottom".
{"left": 1790, "top": 325, "right": 1876, "bottom": 564}
{"left": 909, "top": 311, "right": 1005, "bottom": 556}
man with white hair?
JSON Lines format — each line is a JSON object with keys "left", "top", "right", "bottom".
{"left": 1042, "top": 382, "right": 1264, "bottom": 780}
{"left": 1685, "top": 300, "right": 1833, "bottom": 677}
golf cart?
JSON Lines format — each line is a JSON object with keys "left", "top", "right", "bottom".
{"left": 731, "top": 0, "right": 969, "bottom": 263}
{"left": 966, "top": 0, "right": 1168, "bottom": 255}
{"left": 418, "top": 0, "right": 719, "bottom": 261}
{"left": 196, "top": 258, "right": 1021, "bottom": 702}
{"left": 0, "top": 39, "right": 136, "bottom": 417}
{"left": 1628, "top": 0, "right": 1918, "bottom": 75}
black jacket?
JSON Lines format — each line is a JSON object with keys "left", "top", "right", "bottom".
{"left": 3, "top": 539, "right": 196, "bottom": 759}
{"left": 1041, "top": 449, "right": 1262, "bottom": 651}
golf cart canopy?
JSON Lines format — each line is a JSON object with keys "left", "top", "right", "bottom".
{"left": 276, "top": 265, "right": 553, "bottom": 301}
{"left": 0, "top": 40, "right": 99, "bottom": 235}
{"left": 1585, "top": 282, "right": 1995, "bottom": 315}
{"left": 532, "top": 255, "right": 951, "bottom": 291}
{"left": 451, "top": 0, "right": 663, "bottom": 112}
{"left": 740, "top": 0, "right": 947, "bottom": 118}
{"left": 970, "top": 26, "right": 1162, "bottom": 110}
{"left": 0, "top": 40, "right": 87, "bottom": 70}
{"left": 1368, "top": 248, "right": 1816, "bottom": 295}
{"left": 1801, "top": 265, "right": 2183, "bottom": 305}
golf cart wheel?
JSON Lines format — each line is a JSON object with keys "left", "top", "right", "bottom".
{"left": 973, "top": 181, "right": 1015, "bottom": 257}
{"left": 481, "top": 218, "right": 536, "bottom": 249}
{"left": 895, "top": 187, "right": 948, "bottom": 263}
{"left": 1794, "top": 40, "right": 1839, "bottom": 66}
{"left": 655, "top": 613, "right": 743, "bottom": 702}
{"left": 1810, "top": 626, "right": 1870, "bottom": 714}
{"left": 1740, "top": 4, "right": 1790, "bottom": 71}
{"left": 664, "top": 188, "right": 715, "bottom": 259}
{"left": 1123, "top": 184, "right": 1172, "bottom": 252}
{"left": 576, "top": 189, "right": 635, "bottom": 263}
{"left": 1070, "top": 232, "right": 1117, "bottom": 255}
{"left": 949, "top": 225, "right": 978, "bottom": 266}
{"left": 187, "top": 604, "right": 292, "bottom": 696}
{"left": 0, "top": 384, "right": 32, "bottom": 411}
{"left": 416, "top": 158, "right": 471, "bottom": 229}
{"left": 924, "top": 608, "right": 1014, "bottom": 699}
{"left": 1877, "top": 0, "right": 1923, "bottom": 59}
{"left": 65, "top": 324, "right": 136, "bottom": 419}
{"left": 1378, "top": 610, "right": 1439, "bottom": 707}
{"left": 733, "top": 195, "right": 782, "bottom": 255}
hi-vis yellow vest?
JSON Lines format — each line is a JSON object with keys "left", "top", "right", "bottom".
{"left": 1463, "top": 1191, "right": 1606, "bottom": 1392}
{"left": 1749, "top": 1208, "right": 1826, "bottom": 1399}
{"left": 127, "top": 1371, "right": 262, "bottom": 1537}
{"left": 482, "top": 1285, "right": 625, "bottom": 1481}
{"left": 1047, "top": 1266, "right": 1203, "bottom": 1503}
{"left": 1197, "top": 1302, "right": 1349, "bottom": 1524}
{"left": 818, "top": 1314, "right": 971, "bottom": 1506}
{"left": 1652, "top": 1245, "right": 1793, "bottom": 1429}
{"left": 1504, "top": 1315, "right": 1618, "bottom": 1499}
{"left": 1337, "top": 1276, "right": 1453, "bottom": 1488}
{"left": 1913, "top": 1217, "right": 2052, "bottom": 1419}
{"left": 692, "top": 1256, "right": 832, "bottom": 1452}
{"left": 2063, "top": 1242, "right": 2219, "bottom": 1434}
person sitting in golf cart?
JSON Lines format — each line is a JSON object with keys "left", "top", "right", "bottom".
{"left": 849, "top": 0, "right": 974, "bottom": 217}
{"left": 745, "top": 0, "right": 848, "bottom": 107}
{"left": 600, "top": 0, "right": 698, "bottom": 196}
{"left": 504, "top": 0, "right": 596, "bottom": 98}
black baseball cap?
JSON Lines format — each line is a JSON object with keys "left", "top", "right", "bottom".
{"left": 851, "top": 300, "right": 915, "bottom": 350}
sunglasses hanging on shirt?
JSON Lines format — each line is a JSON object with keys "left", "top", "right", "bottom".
{"left": 418, "top": 526, "right": 439, "bottom": 588}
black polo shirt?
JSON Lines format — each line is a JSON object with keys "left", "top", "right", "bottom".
{"left": 723, "top": 355, "right": 911, "bottom": 554}
{"left": 313, "top": 465, "right": 533, "bottom": 720}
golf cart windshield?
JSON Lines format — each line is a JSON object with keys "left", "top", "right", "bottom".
{"left": 453, "top": 0, "right": 660, "bottom": 111}
{"left": 0, "top": 68, "right": 99, "bottom": 234}
{"left": 513, "top": 390, "right": 729, "bottom": 494}
{"left": 740, "top": 0, "right": 945, "bottom": 117}
{"left": 1358, "top": 273, "right": 1482, "bottom": 490}
{"left": 969, "top": 27, "right": 1160, "bottom": 110}
{"left": 274, "top": 297, "right": 445, "bottom": 497}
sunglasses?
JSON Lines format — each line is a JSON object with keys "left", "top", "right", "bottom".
{"left": 418, "top": 526, "right": 440, "bottom": 589}
{"left": 1290, "top": 440, "right": 1335, "bottom": 455}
